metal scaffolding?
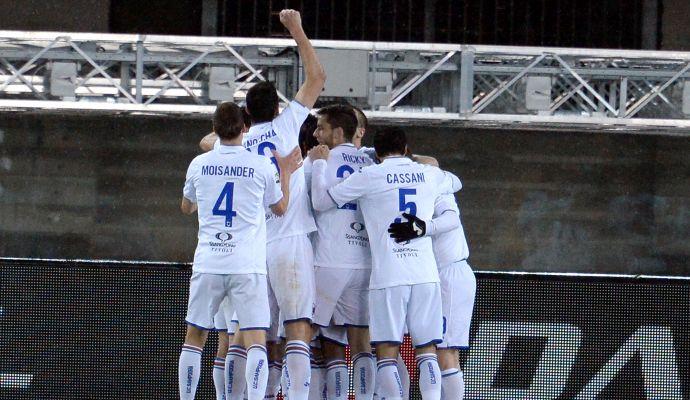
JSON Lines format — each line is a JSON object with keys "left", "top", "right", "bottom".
{"left": 1, "top": 30, "right": 690, "bottom": 132}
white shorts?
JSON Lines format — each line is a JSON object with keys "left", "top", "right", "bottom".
{"left": 318, "top": 325, "right": 349, "bottom": 346}
{"left": 267, "top": 235, "right": 315, "bottom": 324}
{"left": 212, "top": 297, "right": 234, "bottom": 332}
{"left": 439, "top": 260, "right": 476, "bottom": 349}
{"left": 185, "top": 272, "right": 271, "bottom": 331}
{"left": 369, "top": 283, "right": 443, "bottom": 348}
{"left": 313, "top": 267, "right": 370, "bottom": 327}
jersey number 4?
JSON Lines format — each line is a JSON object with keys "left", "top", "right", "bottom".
{"left": 213, "top": 182, "right": 237, "bottom": 227}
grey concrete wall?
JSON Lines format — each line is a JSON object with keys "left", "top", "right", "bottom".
{"left": 661, "top": 0, "right": 690, "bottom": 50}
{"left": 0, "top": 114, "right": 688, "bottom": 275}
{"left": 0, "top": 0, "right": 110, "bottom": 32}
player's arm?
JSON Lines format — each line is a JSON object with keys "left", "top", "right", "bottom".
{"left": 326, "top": 163, "right": 369, "bottom": 208}
{"left": 387, "top": 196, "right": 458, "bottom": 243}
{"left": 199, "top": 132, "right": 218, "bottom": 152}
{"left": 280, "top": 9, "right": 326, "bottom": 109}
{"left": 411, "top": 154, "right": 439, "bottom": 167}
{"left": 268, "top": 146, "right": 303, "bottom": 216}
{"left": 307, "top": 145, "right": 337, "bottom": 211}
{"left": 180, "top": 197, "right": 197, "bottom": 214}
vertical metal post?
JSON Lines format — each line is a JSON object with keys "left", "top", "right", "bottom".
{"left": 201, "top": 0, "right": 219, "bottom": 36}
{"left": 135, "top": 40, "right": 144, "bottom": 104}
{"left": 641, "top": 0, "right": 659, "bottom": 50}
{"left": 459, "top": 47, "right": 475, "bottom": 115}
{"left": 619, "top": 77, "right": 628, "bottom": 117}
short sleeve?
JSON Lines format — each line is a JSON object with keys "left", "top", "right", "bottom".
{"left": 434, "top": 194, "right": 457, "bottom": 216}
{"left": 272, "top": 100, "right": 311, "bottom": 139}
{"left": 183, "top": 161, "right": 198, "bottom": 203}
{"left": 213, "top": 138, "right": 221, "bottom": 150}
{"left": 261, "top": 159, "right": 283, "bottom": 207}
{"left": 328, "top": 169, "right": 369, "bottom": 207}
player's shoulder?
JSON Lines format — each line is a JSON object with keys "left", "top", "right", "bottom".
{"left": 188, "top": 152, "right": 210, "bottom": 169}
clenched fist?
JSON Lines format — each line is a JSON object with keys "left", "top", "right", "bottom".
{"left": 279, "top": 9, "right": 302, "bottom": 32}
{"left": 308, "top": 144, "right": 330, "bottom": 161}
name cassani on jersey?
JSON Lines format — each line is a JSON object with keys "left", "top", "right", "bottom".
{"left": 328, "top": 157, "right": 462, "bottom": 289}
{"left": 312, "top": 143, "right": 374, "bottom": 269}
{"left": 183, "top": 145, "right": 282, "bottom": 274}
{"left": 215, "top": 100, "right": 317, "bottom": 242}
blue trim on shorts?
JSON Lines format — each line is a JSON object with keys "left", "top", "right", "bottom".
{"left": 414, "top": 339, "right": 443, "bottom": 349}
{"left": 185, "top": 320, "right": 214, "bottom": 331}
{"left": 342, "top": 323, "right": 369, "bottom": 328}
{"left": 317, "top": 335, "right": 347, "bottom": 347}
{"left": 239, "top": 326, "right": 270, "bottom": 331}
{"left": 312, "top": 322, "right": 330, "bottom": 328}
{"left": 283, "top": 317, "right": 312, "bottom": 325}
{"left": 370, "top": 340, "right": 402, "bottom": 346}
{"left": 440, "top": 345, "right": 470, "bottom": 350}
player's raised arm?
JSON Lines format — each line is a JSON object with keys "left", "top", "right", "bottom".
{"left": 308, "top": 145, "right": 337, "bottom": 211}
{"left": 280, "top": 9, "right": 326, "bottom": 109}
{"left": 199, "top": 132, "right": 218, "bottom": 152}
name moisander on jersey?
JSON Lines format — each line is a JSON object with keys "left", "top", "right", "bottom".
{"left": 386, "top": 172, "right": 426, "bottom": 184}
{"left": 201, "top": 165, "right": 255, "bottom": 178}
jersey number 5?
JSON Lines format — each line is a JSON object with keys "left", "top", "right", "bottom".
{"left": 213, "top": 182, "right": 237, "bottom": 227}
{"left": 395, "top": 188, "right": 417, "bottom": 223}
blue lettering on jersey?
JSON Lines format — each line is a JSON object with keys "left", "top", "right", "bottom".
{"left": 244, "top": 130, "right": 278, "bottom": 148}
{"left": 341, "top": 153, "right": 369, "bottom": 165}
{"left": 386, "top": 173, "right": 425, "bottom": 184}
{"left": 201, "top": 165, "right": 255, "bottom": 178}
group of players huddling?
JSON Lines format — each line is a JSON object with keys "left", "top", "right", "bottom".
{"left": 179, "top": 9, "right": 476, "bottom": 400}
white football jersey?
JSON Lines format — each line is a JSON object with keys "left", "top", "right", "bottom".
{"left": 432, "top": 194, "right": 470, "bottom": 267}
{"left": 242, "top": 100, "right": 317, "bottom": 242}
{"left": 311, "top": 143, "right": 374, "bottom": 269}
{"left": 328, "top": 157, "right": 462, "bottom": 289}
{"left": 183, "top": 145, "right": 282, "bottom": 274}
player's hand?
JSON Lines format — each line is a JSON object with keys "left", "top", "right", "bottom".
{"left": 308, "top": 144, "right": 330, "bottom": 161}
{"left": 279, "top": 9, "right": 302, "bottom": 32}
{"left": 274, "top": 146, "right": 303, "bottom": 175}
{"left": 387, "top": 213, "right": 427, "bottom": 243}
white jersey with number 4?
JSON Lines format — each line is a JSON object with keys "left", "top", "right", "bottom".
{"left": 432, "top": 194, "right": 470, "bottom": 267}
{"left": 183, "top": 145, "right": 282, "bottom": 274}
{"left": 242, "top": 100, "right": 316, "bottom": 241}
{"left": 311, "top": 143, "right": 374, "bottom": 269}
{"left": 328, "top": 157, "right": 462, "bottom": 289}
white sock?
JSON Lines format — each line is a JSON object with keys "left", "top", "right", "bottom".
{"left": 441, "top": 368, "right": 464, "bottom": 400}
{"left": 246, "top": 345, "right": 269, "bottom": 400}
{"left": 285, "top": 341, "right": 311, "bottom": 400}
{"left": 416, "top": 354, "right": 441, "bottom": 400}
{"left": 226, "top": 345, "right": 248, "bottom": 400}
{"left": 326, "top": 360, "right": 349, "bottom": 400}
{"left": 179, "top": 344, "right": 203, "bottom": 400}
{"left": 265, "top": 361, "right": 282, "bottom": 399}
{"left": 213, "top": 357, "right": 227, "bottom": 400}
{"left": 396, "top": 355, "right": 410, "bottom": 400}
{"left": 376, "top": 359, "right": 403, "bottom": 400}
{"left": 353, "top": 352, "right": 375, "bottom": 400}
{"left": 308, "top": 355, "right": 325, "bottom": 400}
{"left": 281, "top": 357, "right": 290, "bottom": 399}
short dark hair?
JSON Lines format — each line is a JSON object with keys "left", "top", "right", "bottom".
{"left": 351, "top": 105, "right": 368, "bottom": 131}
{"left": 213, "top": 102, "right": 245, "bottom": 140}
{"left": 241, "top": 106, "right": 252, "bottom": 128}
{"left": 298, "top": 114, "right": 319, "bottom": 157}
{"left": 246, "top": 81, "right": 279, "bottom": 123}
{"left": 374, "top": 127, "right": 407, "bottom": 157}
{"left": 316, "top": 105, "right": 358, "bottom": 141}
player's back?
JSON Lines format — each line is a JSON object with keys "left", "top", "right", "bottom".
{"left": 243, "top": 101, "right": 316, "bottom": 241}
{"left": 186, "top": 145, "right": 278, "bottom": 274}
{"left": 337, "top": 157, "right": 461, "bottom": 289}
{"left": 313, "top": 143, "right": 373, "bottom": 269}
{"left": 432, "top": 194, "right": 470, "bottom": 267}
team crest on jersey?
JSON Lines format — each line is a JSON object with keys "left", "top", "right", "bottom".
{"left": 350, "top": 222, "right": 365, "bottom": 233}
{"left": 215, "top": 232, "right": 233, "bottom": 242}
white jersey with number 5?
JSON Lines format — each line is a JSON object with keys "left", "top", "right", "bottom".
{"left": 328, "top": 157, "right": 462, "bottom": 289}
{"left": 242, "top": 100, "right": 316, "bottom": 241}
{"left": 311, "top": 143, "right": 374, "bottom": 269}
{"left": 183, "top": 145, "right": 282, "bottom": 274}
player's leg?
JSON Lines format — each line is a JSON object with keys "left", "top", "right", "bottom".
{"left": 348, "top": 327, "right": 375, "bottom": 400}
{"left": 438, "top": 261, "right": 476, "bottom": 400}
{"left": 370, "top": 286, "right": 408, "bottom": 400}
{"left": 396, "top": 353, "right": 410, "bottom": 400}
{"left": 267, "top": 236, "right": 316, "bottom": 400}
{"left": 408, "top": 283, "right": 444, "bottom": 400}
{"left": 321, "top": 326, "right": 349, "bottom": 400}
{"left": 226, "top": 329, "right": 247, "bottom": 400}
{"left": 180, "top": 272, "right": 225, "bottom": 400}
{"left": 308, "top": 340, "right": 326, "bottom": 400}
{"left": 213, "top": 299, "right": 231, "bottom": 400}
{"left": 266, "top": 341, "right": 284, "bottom": 399}
{"left": 230, "top": 273, "right": 272, "bottom": 400}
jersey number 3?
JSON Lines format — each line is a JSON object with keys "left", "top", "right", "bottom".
{"left": 213, "top": 182, "right": 237, "bottom": 227}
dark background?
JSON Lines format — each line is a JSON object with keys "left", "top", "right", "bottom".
{"left": 0, "top": 259, "right": 687, "bottom": 399}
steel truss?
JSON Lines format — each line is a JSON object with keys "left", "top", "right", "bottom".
{"left": 2, "top": 30, "right": 690, "bottom": 132}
